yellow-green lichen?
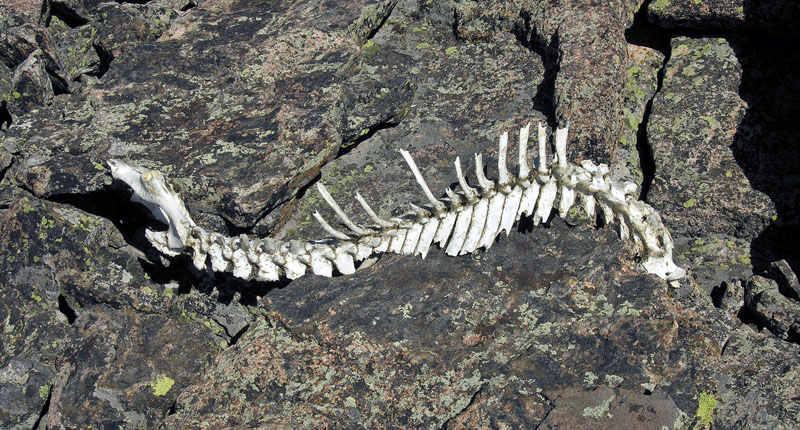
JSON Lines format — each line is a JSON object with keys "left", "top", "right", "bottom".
{"left": 40, "top": 216, "right": 55, "bottom": 229}
{"left": 701, "top": 115, "right": 718, "bottom": 127}
{"left": 737, "top": 254, "right": 751, "bottom": 265}
{"left": 683, "top": 198, "right": 697, "bottom": 208}
{"left": 362, "top": 40, "right": 379, "bottom": 56}
{"left": 650, "top": 0, "right": 670, "bottom": 12}
{"left": 151, "top": 376, "right": 175, "bottom": 396}
{"left": 694, "top": 392, "right": 716, "bottom": 429}
{"left": 39, "top": 384, "right": 51, "bottom": 400}
{"left": 444, "top": 46, "right": 458, "bottom": 55}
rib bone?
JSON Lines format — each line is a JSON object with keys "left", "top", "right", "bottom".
{"left": 109, "top": 120, "right": 686, "bottom": 284}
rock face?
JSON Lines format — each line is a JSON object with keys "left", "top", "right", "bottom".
{"left": 647, "top": 36, "right": 774, "bottom": 289}
{"left": 1, "top": 0, "right": 799, "bottom": 428}
{"left": 164, "top": 222, "right": 720, "bottom": 428}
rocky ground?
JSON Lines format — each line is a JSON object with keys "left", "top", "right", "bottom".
{"left": 1, "top": 0, "right": 799, "bottom": 428}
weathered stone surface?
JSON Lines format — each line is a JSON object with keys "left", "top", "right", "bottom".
{"left": 0, "top": 262, "right": 69, "bottom": 367}
{"left": 0, "top": 23, "right": 65, "bottom": 79}
{"left": 0, "top": 0, "right": 798, "bottom": 428}
{"left": 2, "top": 193, "right": 172, "bottom": 315}
{"left": 0, "top": 23, "right": 68, "bottom": 118}
{"left": 41, "top": 304, "right": 221, "bottom": 428}
{"left": 442, "top": 383, "right": 551, "bottom": 429}
{"left": 0, "top": 357, "right": 54, "bottom": 430}
{"left": 611, "top": 43, "right": 663, "bottom": 186}
{"left": 47, "top": 16, "right": 106, "bottom": 82}
{"left": 648, "top": 0, "right": 800, "bottom": 36}
{"left": 538, "top": 386, "right": 683, "bottom": 430}
{"left": 453, "top": 0, "right": 642, "bottom": 165}
{"left": 768, "top": 259, "right": 800, "bottom": 301}
{"left": 648, "top": 36, "right": 774, "bottom": 289}
{"left": 744, "top": 274, "right": 800, "bottom": 341}
{"left": 716, "top": 325, "right": 800, "bottom": 429}
{"left": 8, "top": 51, "right": 54, "bottom": 114}
{"left": 165, "top": 221, "right": 724, "bottom": 427}
{"left": 75, "top": 3, "right": 180, "bottom": 58}
{"left": 551, "top": 3, "right": 633, "bottom": 165}
{"left": 0, "top": 0, "right": 42, "bottom": 29}
{"left": 0, "top": 188, "right": 257, "bottom": 345}
{"left": 5, "top": 0, "right": 400, "bottom": 230}
{"left": 279, "top": 0, "right": 544, "bottom": 240}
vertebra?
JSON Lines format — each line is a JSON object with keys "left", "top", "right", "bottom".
{"left": 108, "top": 123, "right": 686, "bottom": 283}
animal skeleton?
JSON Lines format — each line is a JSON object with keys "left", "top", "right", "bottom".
{"left": 108, "top": 123, "right": 686, "bottom": 284}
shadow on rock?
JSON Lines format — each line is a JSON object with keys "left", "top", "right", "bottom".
{"left": 729, "top": 33, "right": 800, "bottom": 276}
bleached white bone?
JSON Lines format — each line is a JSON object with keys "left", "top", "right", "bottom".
{"left": 414, "top": 218, "right": 439, "bottom": 258}
{"left": 497, "top": 131, "right": 510, "bottom": 190}
{"left": 446, "top": 205, "right": 472, "bottom": 256}
{"left": 478, "top": 192, "right": 505, "bottom": 249}
{"left": 444, "top": 187, "right": 462, "bottom": 208}
{"left": 537, "top": 122, "right": 548, "bottom": 174}
{"left": 433, "top": 210, "right": 457, "bottom": 246}
{"left": 355, "top": 191, "right": 394, "bottom": 228}
{"left": 108, "top": 160, "right": 195, "bottom": 250}
{"left": 474, "top": 154, "right": 493, "bottom": 193}
{"left": 109, "top": 121, "right": 686, "bottom": 284}
{"left": 534, "top": 179, "right": 557, "bottom": 225}
{"left": 401, "top": 149, "right": 447, "bottom": 215}
{"left": 312, "top": 211, "right": 350, "bottom": 241}
{"left": 402, "top": 222, "right": 424, "bottom": 254}
{"left": 554, "top": 125, "right": 568, "bottom": 169}
{"left": 518, "top": 123, "right": 531, "bottom": 181}
{"left": 454, "top": 156, "right": 478, "bottom": 203}
{"left": 316, "top": 183, "right": 367, "bottom": 235}
{"left": 388, "top": 228, "right": 407, "bottom": 253}
{"left": 461, "top": 197, "right": 488, "bottom": 254}
{"left": 498, "top": 185, "right": 522, "bottom": 235}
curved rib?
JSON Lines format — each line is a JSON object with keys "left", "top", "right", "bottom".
{"left": 401, "top": 149, "right": 447, "bottom": 214}
{"left": 316, "top": 182, "right": 368, "bottom": 235}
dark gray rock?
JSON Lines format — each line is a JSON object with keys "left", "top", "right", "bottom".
{"left": 41, "top": 304, "right": 221, "bottom": 429}
{"left": 0, "top": 23, "right": 68, "bottom": 117}
{"left": 0, "top": 24, "right": 63, "bottom": 72}
{"left": 0, "top": 0, "right": 42, "bottom": 30}
{"left": 716, "top": 325, "right": 800, "bottom": 429}
{"left": 0, "top": 357, "right": 54, "bottom": 430}
{"left": 5, "top": 0, "right": 400, "bottom": 230}
{"left": 164, "top": 221, "right": 725, "bottom": 427}
{"left": 648, "top": 36, "right": 774, "bottom": 290}
{"left": 744, "top": 274, "right": 800, "bottom": 341}
{"left": 611, "top": 44, "right": 663, "bottom": 186}
{"left": 538, "top": 386, "right": 683, "bottom": 430}
{"left": 647, "top": 0, "right": 800, "bottom": 36}
{"left": 453, "top": 0, "right": 642, "bottom": 165}
{"left": 768, "top": 259, "right": 800, "bottom": 302}
{"left": 0, "top": 0, "right": 798, "bottom": 428}
{"left": 8, "top": 51, "right": 54, "bottom": 114}
{"left": 278, "top": 0, "right": 545, "bottom": 240}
